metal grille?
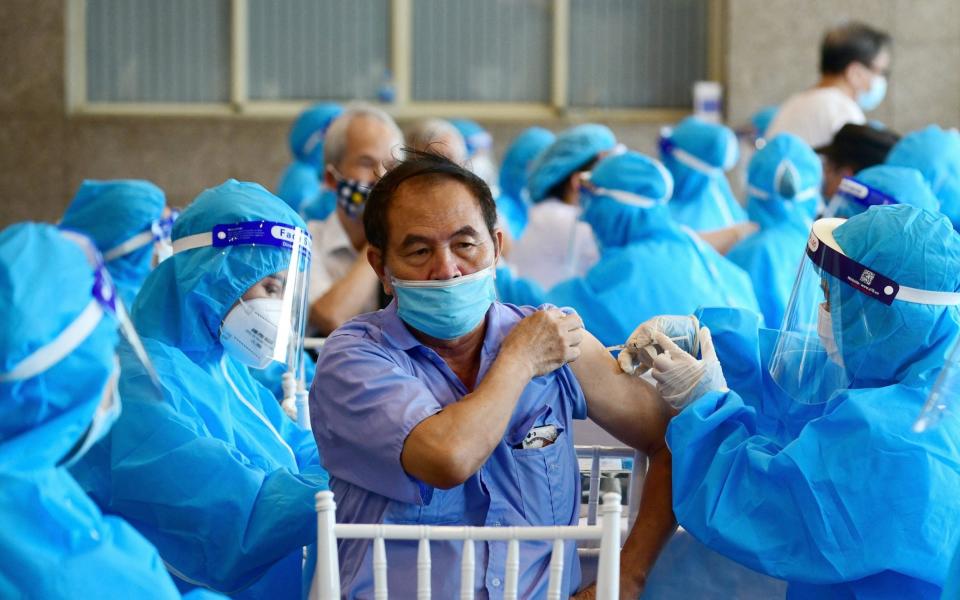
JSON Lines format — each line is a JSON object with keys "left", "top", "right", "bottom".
{"left": 248, "top": 0, "right": 390, "bottom": 101}
{"left": 568, "top": 0, "right": 708, "bottom": 108}
{"left": 86, "top": 0, "right": 230, "bottom": 102}
{"left": 412, "top": 0, "right": 552, "bottom": 102}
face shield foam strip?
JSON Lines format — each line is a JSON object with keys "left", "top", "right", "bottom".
{"left": 808, "top": 230, "right": 960, "bottom": 307}
{"left": 835, "top": 177, "right": 897, "bottom": 209}
{"left": 172, "top": 220, "right": 312, "bottom": 260}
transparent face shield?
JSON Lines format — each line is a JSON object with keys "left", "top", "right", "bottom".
{"left": 770, "top": 218, "right": 960, "bottom": 404}
{"left": 914, "top": 337, "right": 960, "bottom": 432}
{"left": 821, "top": 176, "right": 897, "bottom": 219}
{"left": 173, "top": 221, "right": 312, "bottom": 373}
{"left": 0, "top": 230, "right": 160, "bottom": 391}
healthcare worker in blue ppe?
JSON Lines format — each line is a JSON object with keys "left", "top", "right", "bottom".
{"left": 751, "top": 105, "right": 779, "bottom": 145}
{"left": 492, "top": 127, "right": 557, "bottom": 306}
{"left": 60, "top": 179, "right": 175, "bottom": 307}
{"left": 884, "top": 124, "right": 960, "bottom": 230}
{"left": 495, "top": 126, "right": 556, "bottom": 242}
{"left": 71, "top": 180, "right": 330, "bottom": 599}
{"left": 450, "top": 118, "right": 498, "bottom": 190}
{"left": 277, "top": 102, "right": 343, "bottom": 219}
{"left": 822, "top": 164, "right": 939, "bottom": 219}
{"left": 0, "top": 223, "right": 222, "bottom": 599}
{"left": 509, "top": 124, "right": 615, "bottom": 290}
{"left": 545, "top": 150, "right": 760, "bottom": 348}
{"left": 623, "top": 204, "right": 960, "bottom": 598}
{"left": 660, "top": 116, "right": 748, "bottom": 232}
{"left": 727, "top": 133, "right": 822, "bottom": 328}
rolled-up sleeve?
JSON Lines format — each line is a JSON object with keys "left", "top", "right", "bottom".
{"left": 310, "top": 333, "right": 441, "bottom": 505}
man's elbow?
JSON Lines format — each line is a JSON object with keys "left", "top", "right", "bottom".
{"left": 309, "top": 300, "right": 348, "bottom": 336}
{"left": 406, "top": 448, "right": 478, "bottom": 490}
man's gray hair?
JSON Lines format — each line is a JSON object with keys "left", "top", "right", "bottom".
{"left": 404, "top": 118, "right": 468, "bottom": 164}
{"left": 323, "top": 103, "right": 404, "bottom": 168}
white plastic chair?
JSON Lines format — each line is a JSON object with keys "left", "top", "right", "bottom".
{"left": 310, "top": 490, "right": 623, "bottom": 600}
{"left": 303, "top": 337, "right": 327, "bottom": 350}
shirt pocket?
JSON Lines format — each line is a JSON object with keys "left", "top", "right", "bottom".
{"left": 510, "top": 424, "right": 580, "bottom": 526}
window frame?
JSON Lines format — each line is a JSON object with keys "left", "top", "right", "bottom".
{"left": 65, "top": 0, "right": 724, "bottom": 122}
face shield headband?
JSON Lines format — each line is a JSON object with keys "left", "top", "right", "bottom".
{"left": 579, "top": 162, "right": 674, "bottom": 209}
{"left": 658, "top": 128, "right": 736, "bottom": 176}
{"left": 822, "top": 177, "right": 898, "bottom": 218}
{"left": 102, "top": 208, "right": 180, "bottom": 262}
{"left": 807, "top": 224, "right": 960, "bottom": 307}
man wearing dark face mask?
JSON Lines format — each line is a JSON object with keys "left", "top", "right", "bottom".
{"left": 306, "top": 103, "right": 404, "bottom": 335}
{"left": 311, "top": 151, "right": 676, "bottom": 599}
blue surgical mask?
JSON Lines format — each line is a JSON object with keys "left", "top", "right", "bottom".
{"left": 392, "top": 265, "right": 497, "bottom": 339}
{"left": 857, "top": 75, "right": 887, "bottom": 111}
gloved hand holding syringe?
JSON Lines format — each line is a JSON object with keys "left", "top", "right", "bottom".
{"left": 610, "top": 315, "right": 701, "bottom": 374}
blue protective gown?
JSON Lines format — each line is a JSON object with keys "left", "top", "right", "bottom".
{"left": 727, "top": 133, "right": 821, "bottom": 328}
{"left": 60, "top": 179, "right": 167, "bottom": 307}
{"left": 0, "top": 223, "right": 220, "bottom": 599}
{"left": 885, "top": 125, "right": 960, "bottom": 231}
{"left": 671, "top": 208, "right": 960, "bottom": 598}
{"left": 71, "top": 181, "right": 329, "bottom": 599}
{"left": 665, "top": 158, "right": 747, "bottom": 232}
{"left": 299, "top": 187, "right": 337, "bottom": 223}
{"left": 250, "top": 353, "right": 317, "bottom": 402}
{"left": 660, "top": 117, "right": 747, "bottom": 232}
{"left": 727, "top": 192, "right": 816, "bottom": 329}
{"left": 276, "top": 103, "right": 343, "bottom": 215}
{"left": 944, "top": 548, "right": 960, "bottom": 600}
{"left": 545, "top": 197, "right": 761, "bottom": 348}
{"left": 496, "top": 127, "right": 556, "bottom": 240}
{"left": 276, "top": 160, "right": 322, "bottom": 215}
{"left": 494, "top": 264, "right": 547, "bottom": 307}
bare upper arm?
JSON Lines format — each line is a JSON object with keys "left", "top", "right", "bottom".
{"left": 568, "top": 329, "right": 671, "bottom": 454}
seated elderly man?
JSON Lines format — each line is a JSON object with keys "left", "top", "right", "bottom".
{"left": 307, "top": 103, "right": 404, "bottom": 335}
{"left": 311, "top": 151, "right": 675, "bottom": 598}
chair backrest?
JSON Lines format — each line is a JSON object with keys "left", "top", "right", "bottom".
{"left": 303, "top": 337, "right": 327, "bottom": 350}
{"left": 310, "top": 490, "right": 623, "bottom": 600}
{"left": 576, "top": 445, "right": 646, "bottom": 527}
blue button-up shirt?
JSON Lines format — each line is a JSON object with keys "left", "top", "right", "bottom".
{"left": 311, "top": 300, "right": 587, "bottom": 599}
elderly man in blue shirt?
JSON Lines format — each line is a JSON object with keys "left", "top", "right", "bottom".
{"left": 311, "top": 150, "right": 675, "bottom": 599}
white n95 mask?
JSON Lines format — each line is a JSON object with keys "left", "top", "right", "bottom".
{"left": 220, "top": 297, "right": 283, "bottom": 370}
{"left": 61, "top": 365, "right": 123, "bottom": 468}
{"left": 817, "top": 304, "right": 844, "bottom": 367}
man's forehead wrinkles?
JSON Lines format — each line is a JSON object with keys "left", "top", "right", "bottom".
{"left": 399, "top": 226, "right": 480, "bottom": 247}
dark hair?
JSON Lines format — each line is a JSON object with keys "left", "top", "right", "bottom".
{"left": 544, "top": 155, "right": 602, "bottom": 202}
{"left": 363, "top": 148, "right": 498, "bottom": 251}
{"left": 820, "top": 123, "right": 900, "bottom": 172}
{"left": 820, "top": 22, "right": 892, "bottom": 75}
